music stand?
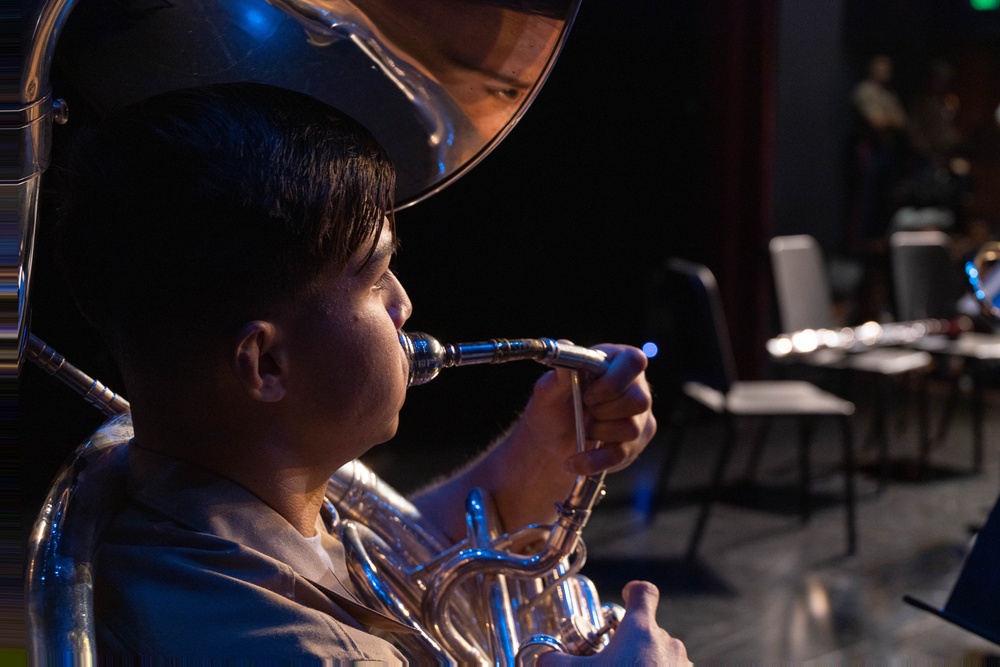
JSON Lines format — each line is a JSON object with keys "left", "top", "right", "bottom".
{"left": 903, "top": 494, "right": 1000, "bottom": 646}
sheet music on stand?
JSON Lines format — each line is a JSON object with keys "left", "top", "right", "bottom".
{"left": 904, "top": 494, "right": 1000, "bottom": 646}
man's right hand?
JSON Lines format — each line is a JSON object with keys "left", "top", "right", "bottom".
{"left": 539, "top": 580, "right": 691, "bottom": 665}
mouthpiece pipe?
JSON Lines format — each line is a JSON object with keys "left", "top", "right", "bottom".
{"left": 25, "top": 334, "right": 131, "bottom": 416}
{"left": 400, "top": 332, "right": 608, "bottom": 387}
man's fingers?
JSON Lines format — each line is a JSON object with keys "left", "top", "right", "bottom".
{"left": 583, "top": 383, "right": 653, "bottom": 421}
{"left": 587, "top": 411, "right": 653, "bottom": 444}
{"left": 622, "top": 580, "right": 661, "bottom": 620}
{"left": 563, "top": 446, "right": 628, "bottom": 475}
{"left": 582, "top": 345, "right": 649, "bottom": 406}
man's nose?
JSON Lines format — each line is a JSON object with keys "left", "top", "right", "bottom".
{"left": 392, "top": 286, "right": 412, "bottom": 329}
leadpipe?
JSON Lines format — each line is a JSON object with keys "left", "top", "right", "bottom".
{"left": 25, "top": 333, "right": 130, "bottom": 416}
{"left": 399, "top": 331, "right": 608, "bottom": 386}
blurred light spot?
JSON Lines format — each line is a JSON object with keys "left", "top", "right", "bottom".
{"left": 807, "top": 577, "right": 831, "bottom": 619}
{"left": 641, "top": 341, "right": 659, "bottom": 358}
{"left": 244, "top": 8, "right": 266, "bottom": 26}
{"left": 791, "top": 329, "right": 819, "bottom": 353}
{"left": 767, "top": 337, "right": 792, "bottom": 357}
{"left": 858, "top": 321, "right": 883, "bottom": 345}
{"left": 233, "top": 1, "right": 280, "bottom": 41}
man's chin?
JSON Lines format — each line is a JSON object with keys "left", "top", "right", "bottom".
{"left": 374, "top": 416, "right": 400, "bottom": 445}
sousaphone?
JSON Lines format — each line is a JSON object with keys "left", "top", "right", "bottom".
{"left": 19, "top": 2, "right": 644, "bottom": 665}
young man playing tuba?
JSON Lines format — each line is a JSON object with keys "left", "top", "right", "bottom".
{"left": 54, "top": 82, "right": 690, "bottom": 664}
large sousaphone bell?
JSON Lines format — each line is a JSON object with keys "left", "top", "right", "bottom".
{"left": 15, "top": 0, "right": 579, "bottom": 371}
{"left": 18, "top": 1, "right": 643, "bottom": 664}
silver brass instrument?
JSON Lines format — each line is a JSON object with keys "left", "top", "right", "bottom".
{"left": 334, "top": 332, "right": 620, "bottom": 664}
{"left": 25, "top": 334, "right": 131, "bottom": 417}
{"left": 400, "top": 330, "right": 609, "bottom": 385}
{"left": 967, "top": 241, "right": 1000, "bottom": 323}
{"left": 19, "top": 0, "right": 627, "bottom": 663}
{"left": 26, "top": 332, "right": 624, "bottom": 664}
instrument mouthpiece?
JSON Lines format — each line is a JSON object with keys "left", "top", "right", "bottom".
{"left": 399, "top": 331, "right": 608, "bottom": 387}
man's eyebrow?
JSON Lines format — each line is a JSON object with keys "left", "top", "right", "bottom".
{"left": 366, "top": 234, "right": 399, "bottom": 268}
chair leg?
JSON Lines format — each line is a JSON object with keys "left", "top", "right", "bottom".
{"left": 893, "top": 375, "right": 909, "bottom": 436}
{"left": 743, "top": 417, "right": 772, "bottom": 483}
{"left": 916, "top": 372, "right": 932, "bottom": 481}
{"left": 644, "top": 423, "right": 688, "bottom": 525}
{"left": 837, "top": 366, "right": 858, "bottom": 402}
{"left": 868, "top": 375, "right": 891, "bottom": 492}
{"left": 934, "top": 369, "right": 961, "bottom": 445}
{"left": 840, "top": 415, "right": 857, "bottom": 556}
{"left": 685, "top": 415, "right": 737, "bottom": 561}
{"left": 972, "top": 370, "right": 984, "bottom": 475}
{"left": 798, "top": 418, "right": 814, "bottom": 524}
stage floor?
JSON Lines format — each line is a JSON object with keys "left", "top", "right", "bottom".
{"left": 374, "top": 373, "right": 1000, "bottom": 662}
{"left": 583, "top": 380, "right": 999, "bottom": 662}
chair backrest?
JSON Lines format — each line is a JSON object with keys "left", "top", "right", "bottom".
{"left": 769, "top": 234, "right": 836, "bottom": 332}
{"left": 644, "top": 257, "right": 738, "bottom": 395}
{"left": 25, "top": 414, "right": 134, "bottom": 664}
{"left": 889, "top": 230, "right": 961, "bottom": 321}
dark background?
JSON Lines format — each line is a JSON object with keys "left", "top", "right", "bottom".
{"left": 378, "top": 0, "right": 775, "bottom": 487}
{"left": 20, "top": 0, "right": 1000, "bottom": 524}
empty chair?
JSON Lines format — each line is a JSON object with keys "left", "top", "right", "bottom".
{"left": 769, "top": 234, "right": 935, "bottom": 487}
{"left": 642, "top": 257, "right": 857, "bottom": 558}
{"left": 890, "top": 230, "right": 964, "bottom": 322}
{"left": 769, "top": 236, "right": 839, "bottom": 335}
{"left": 889, "top": 230, "right": 1000, "bottom": 473}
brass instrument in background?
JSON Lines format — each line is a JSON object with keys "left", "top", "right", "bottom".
{"left": 768, "top": 241, "right": 1000, "bottom": 357}
{"left": 967, "top": 241, "right": 1000, "bottom": 323}
{"left": 766, "top": 317, "right": 973, "bottom": 358}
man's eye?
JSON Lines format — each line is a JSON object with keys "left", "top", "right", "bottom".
{"left": 488, "top": 86, "right": 522, "bottom": 101}
{"left": 373, "top": 269, "right": 395, "bottom": 290}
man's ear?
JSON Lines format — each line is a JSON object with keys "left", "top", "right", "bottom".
{"left": 233, "top": 321, "right": 287, "bottom": 402}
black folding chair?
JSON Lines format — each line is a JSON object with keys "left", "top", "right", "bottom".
{"left": 643, "top": 258, "right": 858, "bottom": 559}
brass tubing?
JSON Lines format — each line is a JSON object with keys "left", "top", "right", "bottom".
{"left": 25, "top": 334, "right": 130, "bottom": 416}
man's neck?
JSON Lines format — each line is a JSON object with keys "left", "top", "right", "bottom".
{"left": 131, "top": 402, "right": 334, "bottom": 537}
{"left": 203, "top": 447, "right": 331, "bottom": 537}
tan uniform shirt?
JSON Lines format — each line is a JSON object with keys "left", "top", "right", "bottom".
{"left": 95, "top": 444, "right": 412, "bottom": 663}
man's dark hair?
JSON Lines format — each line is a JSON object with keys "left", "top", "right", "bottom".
{"left": 56, "top": 82, "right": 396, "bottom": 375}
